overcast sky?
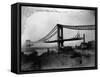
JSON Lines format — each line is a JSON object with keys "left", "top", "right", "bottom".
{"left": 21, "top": 6, "right": 95, "bottom": 48}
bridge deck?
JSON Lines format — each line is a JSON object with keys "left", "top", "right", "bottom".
{"left": 45, "top": 37, "right": 83, "bottom": 43}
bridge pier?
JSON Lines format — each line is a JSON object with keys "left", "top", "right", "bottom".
{"left": 57, "top": 24, "right": 64, "bottom": 50}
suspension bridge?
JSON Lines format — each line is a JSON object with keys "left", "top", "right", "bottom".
{"left": 26, "top": 24, "right": 95, "bottom": 50}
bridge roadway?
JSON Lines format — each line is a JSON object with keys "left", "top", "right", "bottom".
{"left": 45, "top": 37, "right": 83, "bottom": 43}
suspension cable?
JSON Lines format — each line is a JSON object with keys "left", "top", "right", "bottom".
{"left": 34, "top": 26, "right": 57, "bottom": 43}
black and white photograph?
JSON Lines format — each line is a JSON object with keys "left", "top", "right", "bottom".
{"left": 21, "top": 5, "right": 97, "bottom": 71}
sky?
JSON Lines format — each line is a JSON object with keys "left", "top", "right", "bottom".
{"left": 21, "top": 6, "right": 95, "bottom": 48}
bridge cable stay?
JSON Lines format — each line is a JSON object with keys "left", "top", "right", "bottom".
{"left": 35, "top": 29, "right": 57, "bottom": 43}
{"left": 34, "top": 29, "right": 57, "bottom": 43}
{"left": 41, "top": 27, "right": 57, "bottom": 42}
{"left": 36, "top": 26, "right": 57, "bottom": 42}
{"left": 33, "top": 26, "right": 57, "bottom": 43}
{"left": 43, "top": 30, "right": 57, "bottom": 42}
{"left": 39, "top": 29, "right": 57, "bottom": 42}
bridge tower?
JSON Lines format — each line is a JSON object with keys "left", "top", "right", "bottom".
{"left": 83, "top": 34, "right": 85, "bottom": 43}
{"left": 57, "top": 24, "right": 64, "bottom": 50}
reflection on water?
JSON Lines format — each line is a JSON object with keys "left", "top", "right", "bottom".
{"left": 21, "top": 48, "right": 95, "bottom": 71}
